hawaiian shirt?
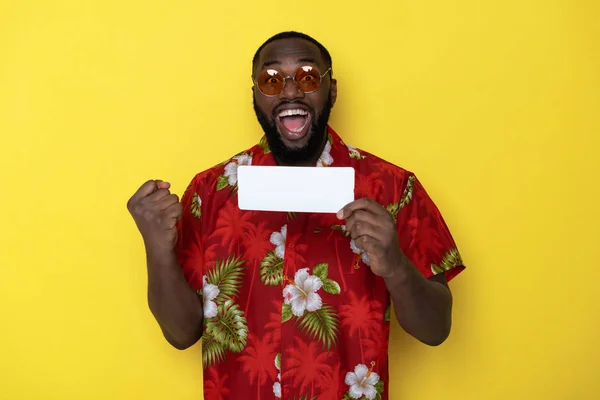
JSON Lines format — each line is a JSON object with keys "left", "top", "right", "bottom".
{"left": 175, "top": 126, "right": 465, "bottom": 400}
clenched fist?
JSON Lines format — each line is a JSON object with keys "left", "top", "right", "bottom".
{"left": 127, "top": 179, "right": 183, "bottom": 252}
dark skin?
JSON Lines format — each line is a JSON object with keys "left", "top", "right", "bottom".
{"left": 338, "top": 199, "right": 453, "bottom": 346}
{"left": 252, "top": 38, "right": 337, "bottom": 166}
{"left": 127, "top": 37, "right": 452, "bottom": 350}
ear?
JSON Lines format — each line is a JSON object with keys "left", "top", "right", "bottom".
{"left": 330, "top": 78, "right": 338, "bottom": 107}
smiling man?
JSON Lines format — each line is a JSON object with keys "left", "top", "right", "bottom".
{"left": 127, "top": 31, "right": 465, "bottom": 400}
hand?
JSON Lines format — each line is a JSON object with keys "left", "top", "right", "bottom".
{"left": 337, "top": 198, "right": 404, "bottom": 278}
{"left": 127, "top": 179, "right": 183, "bottom": 252}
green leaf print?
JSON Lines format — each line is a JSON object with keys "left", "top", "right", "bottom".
{"left": 384, "top": 304, "right": 391, "bottom": 322}
{"left": 191, "top": 192, "right": 201, "bottom": 218}
{"left": 399, "top": 175, "right": 416, "bottom": 208}
{"left": 374, "top": 379, "right": 385, "bottom": 399}
{"left": 260, "top": 250, "right": 283, "bottom": 286}
{"left": 216, "top": 174, "right": 229, "bottom": 191}
{"left": 206, "top": 255, "right": 246, "bottom": 304}
{"left": 330, "top": 224, "right": 350, "bottom": 237}
{"left": 202, "top": 332, "right": 227, "bottom": 368}
{"left": 431, "top": 264, "right": 444, "bottom": 274}
{"left": 275, "top": 353, "right": 281, "bottom": 370}
{"left": 322, "top": 278, "right": 341, "bottom": 295}
{"left": 313, "top": 263, "right": 328, "bottom": 281}
{"left": 386, "top": 202, "right": 399, "bottom": 222}
{"left": 205, "top": 298, "right": 248, "bottom": 353}
{"left": 430, "top": 247, "right": 463, "bottom": 275}
{"left": 259, "top": 135, "right": 271, "bottom": 154}
{"left": 296, "top": 304, "right": 340, "bottom": 352}
{"left": 282, "top": 303, "right": 293, "bottom": 323}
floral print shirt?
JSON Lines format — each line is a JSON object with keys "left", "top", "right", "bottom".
{"left": 175, "top": 126, "right": 465, "bottom": 400}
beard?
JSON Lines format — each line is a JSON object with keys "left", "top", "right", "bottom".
{"left": 253, "top": 94, "right": 332, "bottom": 165}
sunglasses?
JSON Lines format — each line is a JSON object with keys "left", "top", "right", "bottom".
{"left": 253, "top": 65, "right": 332, "bottom": 97}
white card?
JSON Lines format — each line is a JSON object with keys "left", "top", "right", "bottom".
{"left": 237, "top": 166, "right": 355, "bottom": 213}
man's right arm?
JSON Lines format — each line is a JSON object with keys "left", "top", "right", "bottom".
{"left": 127, "top": 179, "right": 204, "bottom": 350}
{"left": 146, "top": 248, "right": 203, "bottom": 350}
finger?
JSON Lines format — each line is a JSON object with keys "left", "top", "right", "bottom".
{"left": 129, "top": 180, "right": 159, "bottom": 204}
{"left": 355, "top": 236, "right": 381, "bottom": 255}
{"left": 165, "top": 202, "right": 183, "bottom": 219}
{"left": 338, "top": 198, "right": 388, "bottom": 220}
{"left": 347, "top": 219, "right": 386, "bottom": 242}
{"left": 346, "top": 210, "right": 388, "bottom": 238}
{"left": 156, "top": 193, "right": 179, "bottom": 210}
{"left": 146, "top": 188, "right": 172, "bottom": 202}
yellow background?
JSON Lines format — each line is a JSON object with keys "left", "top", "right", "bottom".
{"left": 1, "top": 0, "right": 599, "bottom": 398}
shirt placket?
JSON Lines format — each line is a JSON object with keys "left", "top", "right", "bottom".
{"left": 279, "top": 213, "right": 308, "bottom": 399}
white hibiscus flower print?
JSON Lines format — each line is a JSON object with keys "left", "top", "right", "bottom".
{"left": 202, "top": 275, "right": 220, "bottom": 319}
{"left": 273, "top": 354, "right": 281, "bottom": 398}
{"left": 345, "top": 363, "right": 380, "bottom": 399}
{"left": 350, "top": 239, "right": 371, "bottom": 265}
{"left": 270, "top": 224, "right": 287, "bottom": 259}
{"left": 224, "top": 153, "right": 252, "bottom": 186}
{"left": 283, "top": 268, "right": 323, "bottom": 317}
{"left": 316, "top": 140, "right": 333, "bottom": 167}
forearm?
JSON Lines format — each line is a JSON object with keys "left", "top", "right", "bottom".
{"left": 146, "top": 247, "right": 204, "bottom": 349}
{"left": 384, "top": 257, "right": 453, "bottom": 346}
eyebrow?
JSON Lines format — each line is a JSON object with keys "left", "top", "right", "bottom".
{"left": 261, "top": 57, "right": 318, "bottom": 68}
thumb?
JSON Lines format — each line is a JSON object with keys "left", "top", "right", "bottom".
{"left": 155, "top": 180, "right": 171, "bottom": 190}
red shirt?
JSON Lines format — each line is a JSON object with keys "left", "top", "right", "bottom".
{"left": 175, "top": 126, "right": 464, "bottom": 400}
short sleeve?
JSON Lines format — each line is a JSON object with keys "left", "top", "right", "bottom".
{"left": 396, "top": 175, "right": 465, "bottom": 282}
{"left": 174, "top": 176, "right": 206, "bottom": 291}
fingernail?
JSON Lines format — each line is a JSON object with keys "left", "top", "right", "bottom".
{"left": 337, "top": 210, "right": 343, "bottom": 219}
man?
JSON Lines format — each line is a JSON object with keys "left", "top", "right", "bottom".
{"left": 127, "top": 31, "right": 465, "bottom": 400}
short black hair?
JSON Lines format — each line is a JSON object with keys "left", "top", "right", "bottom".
{"left": 252, "top": 31, "right": 332, "bottom": 73}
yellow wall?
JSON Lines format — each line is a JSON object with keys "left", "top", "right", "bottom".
{"left": 1, "top": 0, "right": 599, "bottom": 399}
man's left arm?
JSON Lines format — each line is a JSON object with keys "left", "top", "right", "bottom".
{"left": 338, "top": 195, "right": 460, "bottom": 346}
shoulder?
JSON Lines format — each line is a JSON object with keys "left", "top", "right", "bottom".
{"left": 184, "top": 142, "right": 262, "bottom": 196}
{"left": 341, "top": 138, "right": 415, "bottom": 184}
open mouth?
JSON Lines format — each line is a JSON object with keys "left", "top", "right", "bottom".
{"left": 276, "top": 108, "right": 312, "bottom": 141}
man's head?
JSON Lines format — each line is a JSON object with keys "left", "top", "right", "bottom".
{"left": 252, "top": 31, "right": 337, "bottom": 165}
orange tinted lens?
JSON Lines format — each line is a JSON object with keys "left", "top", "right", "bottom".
{"left": 295, "top": 66, "right": 321, "bottom": 93}
{"left": 257, "top": 69, "right": 283, "bottom": 96}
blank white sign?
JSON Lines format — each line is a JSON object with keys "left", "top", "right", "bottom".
{"left": 237, "top": 166, "right": 355, "bottom": 213}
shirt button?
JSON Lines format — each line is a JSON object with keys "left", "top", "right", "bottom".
{"left": 284, "top": 386, "right": 290, "bottom": 394}
{"left": 288, "top": 243, "right": 295, "bottom": 250}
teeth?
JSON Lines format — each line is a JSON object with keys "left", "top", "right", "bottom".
{"left": 278, "top": 109, "right": 308, "bottom": 118}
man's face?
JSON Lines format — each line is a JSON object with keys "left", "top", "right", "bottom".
{"left": 253, "top": 38, "right": 337, "bottom": 165}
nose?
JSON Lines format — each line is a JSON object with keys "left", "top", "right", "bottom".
{"left": 278, "top": 77, "right": 305, "bottom": 101}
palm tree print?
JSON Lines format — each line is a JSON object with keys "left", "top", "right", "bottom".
{"left": 284, "top": 336, "right": 333, "bottom": 397}
{"left": 238, "top": 332, "right": 278, "bottom": 400}
{"left": 213, "top": 201, "right": 254, "bottom": 254}
{"left": 242, "top": 220, "right": 272, "bottom": 316}
{"left": 339, "top": 291, "right": 383, "bottom": 362}
{"left": 204, "top": 367, "right": 230, "bottom": 400}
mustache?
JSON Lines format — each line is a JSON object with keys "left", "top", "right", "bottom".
{"left": 272, "top": 101, "right": 314, "bottom": 118}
